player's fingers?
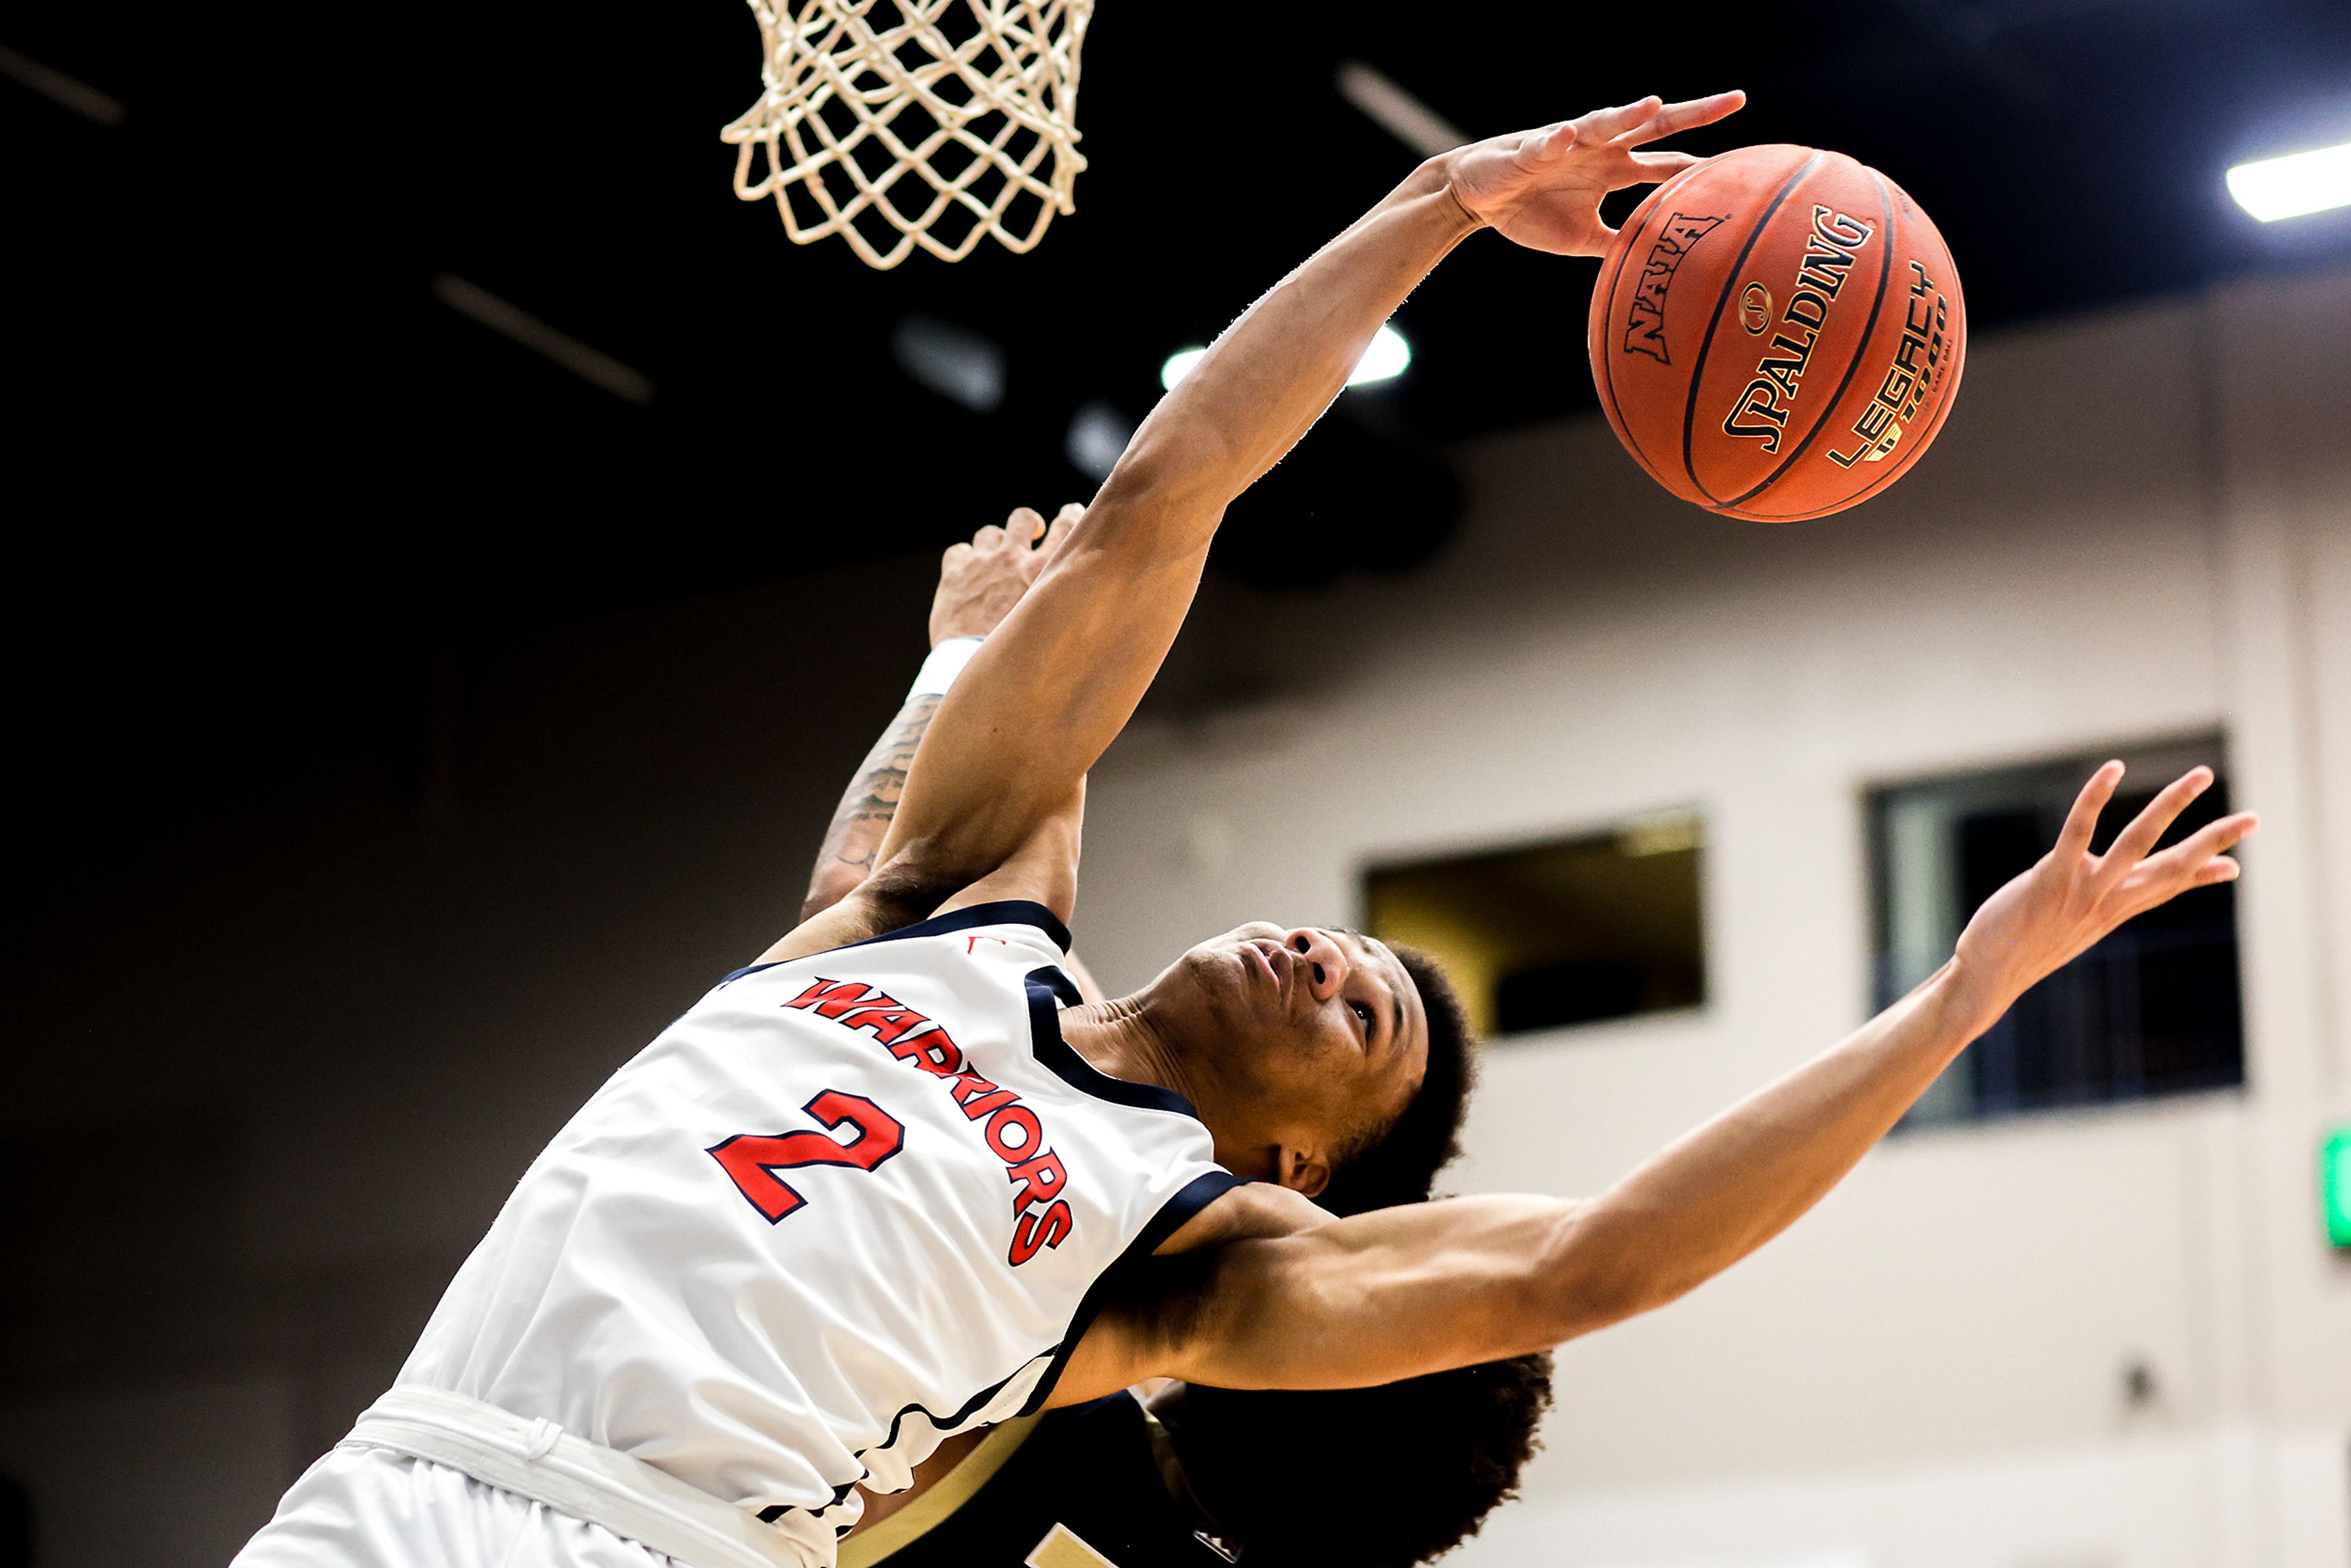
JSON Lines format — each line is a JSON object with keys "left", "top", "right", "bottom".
{"left": 2101, "top": 767, "right": 2213, "bottom": 876}
{"left": 940, "top": 542, "right": 972, "bottom": 570}
{"left": 2191, "top": 856, "right": 2243, "bottom": 887}
{"left": 1000, "top": 506, "right": 1044, "bottom": 542}
{"left": 2118, "top": 844, "right": 2244, "bottom": 923}
{"left": 1618, "top": 89, "right": 1747, "bottom": 146}
{"left": 1024, "top": 506, "right": 1081, "bottom": 577}
{"left": 2054, "top": 761, "right": 2124, "bottom": 862}
{"left": 1627, "top": 151, "right": 1701, "bottom": 180}
{"left": 2137, "top": 809, "right": 2260, "bottom": 879}
{"left": 1522, "top": 121, "right": 1577, "bottom": 163}
{"left": 1578, "top": 96, "right": 1662, "bottom": 142}
{"left": 973, "top": 523, "right": 1008, "bottom": 553}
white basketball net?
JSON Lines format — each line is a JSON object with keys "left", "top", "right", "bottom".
{"left": 722, "top": 0, "right": 1092, "bottom": 271}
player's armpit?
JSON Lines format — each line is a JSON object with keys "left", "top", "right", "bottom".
{"left": 1049, "top": 1193, "right": 1605, "bottom": 1403}
{"left": 927, "top": 782, "right": 1083, "bottom": 926}
{"left": 1150, "top": 1171, "right": 1330, "bottom": 1256}
{"left": 751, "top": 860, "right": 959, "bottom": 967}
{"left": 751, "top": 787, "right": 1084, "bottom": 967}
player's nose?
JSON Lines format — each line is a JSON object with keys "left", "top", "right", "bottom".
{"left": 1284, "top": 928, "right": 1350, "bottom": 1003}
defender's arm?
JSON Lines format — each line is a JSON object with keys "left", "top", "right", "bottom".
{"left": 770, "top": 96, "right": 1744, "bottom": 959}
{"left": 1056, "top": 767, "right": 2256, "bottom": 1399}
{"left": 1063, "top": 970, "right": 1986, "bottom": 1398}
{"left": 798, "top": 511, "right": 1078, "bottom": 923}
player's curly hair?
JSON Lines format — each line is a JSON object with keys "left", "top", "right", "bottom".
{"left": 1166, "top": 948, "right": 1531, "bottom": 1567}
{"left": 1316, "top": 944, "right": 1476, "bottom": 1215}
{"left": 1177, "top": 1351, "right": 1554, "bottom": 1568}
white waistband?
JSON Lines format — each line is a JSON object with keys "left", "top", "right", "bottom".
{"left": 344, "top": 1386, "right": 821, "bottom": 1568}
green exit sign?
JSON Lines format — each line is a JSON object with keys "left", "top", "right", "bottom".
{"left": 2326, "top": 1128, "right": 2351, "bottom": 1250}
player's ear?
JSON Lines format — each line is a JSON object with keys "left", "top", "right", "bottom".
{"left": 1273, "top": 1144, "right": 1331, "bottom": 1199}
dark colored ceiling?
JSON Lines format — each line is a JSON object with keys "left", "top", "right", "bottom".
{"left": 14, "top": 0, "right": 2351, "bottom": 609}
{"left": 7, "top": 0, "right": 2350, "bottom": 868}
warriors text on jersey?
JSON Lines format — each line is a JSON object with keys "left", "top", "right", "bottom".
{"left": 394, "top": 902, "right": 1239, "bottom": 1563}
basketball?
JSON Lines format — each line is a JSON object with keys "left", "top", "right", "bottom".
{"left": 1588, "top": 144, "right": 1967, "bottom": 521}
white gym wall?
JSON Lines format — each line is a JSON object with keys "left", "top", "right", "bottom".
{"left": 1073, "top": 266, "right": 2351, "bottom": 1568}
{"left": 0, "top": 271, "right": 2341, "bottom": 1568}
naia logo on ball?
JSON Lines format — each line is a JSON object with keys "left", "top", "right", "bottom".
{"left": 1622, "top": 213, "right": 1727, "bottom": 364}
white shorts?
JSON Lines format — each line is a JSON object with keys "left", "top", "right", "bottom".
{"left": 234, "top": 1446, "right": 675, "bottom": 1568}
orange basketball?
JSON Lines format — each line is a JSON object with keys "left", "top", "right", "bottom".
{"left": 1586, "top": 144, "right": 1967, "bottom": 521}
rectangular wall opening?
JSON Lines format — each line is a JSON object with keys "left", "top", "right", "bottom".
{"left": 1869, "top": 733, "right": 2244, "bottom": 1127}
{"left": 1363, "top": 811, "right": 1705, "bottom": 1040}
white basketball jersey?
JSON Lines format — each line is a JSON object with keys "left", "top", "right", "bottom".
{"left": 397, "top": 902, "right": 1239, "bottom": 1565}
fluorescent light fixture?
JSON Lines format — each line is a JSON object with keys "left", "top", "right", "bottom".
{"left": 1160, "top": 323, "right": 1411, "bottom": 392}
{"left": 1335, "top": 61, "right": 1465, "bottom": 158}
{"left": 2227, "top": 140, "right": 2351, "bottom": 222}
{"left": 1065, "top": 400, "right": 1133, "bottom": 481}
{"left": 0, "top": 43, "right": 125, "bottom": 126}
{"left": 891, "top": 315, "right": 1006, "bottom": 412}
{"left": 1349, "top": 323, "right": 1411, "bottom": 384}
{"left": 1159, "top": 347, "right": 1208, "bottom": 391}
{"left": 432, "top": 274, "right": 654, "bottom": 405}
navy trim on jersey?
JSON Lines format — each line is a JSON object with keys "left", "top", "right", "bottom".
{"left": 716, "top": 899, "right": 1069, "bottom": 988}
{"left": 845, "top": 899, "right": 1072, "bottom": 955}
{"left": 759, "top": 1347, "right": 1057, "bottom": 1529}
{"left": 1017, "top": 1169, "right": 1247, "bottom": 1418}
{"left": 1024, "top": 967, "right": 1202, "bottom": 1121}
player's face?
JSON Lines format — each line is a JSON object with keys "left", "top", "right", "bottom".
{"left": 1158, "top": 923, "right": 1429, "bottom": 1180}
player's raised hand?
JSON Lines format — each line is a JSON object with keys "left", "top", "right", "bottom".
{"left": 929, "top": 504, "right": 1082, "bottom": 645}
{"left": 1445, "top": 92, "right": 1745, "bottom": 257}
{"left": 1949, "top": 763, "right": 2258, "bottom": 1025}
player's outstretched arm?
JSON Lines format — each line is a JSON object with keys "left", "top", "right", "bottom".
{"left": 797, "top": 511, "right": 1076, "bottom": 922}
{"left": 793, "top": 512, "right": 1112, "bottom": 1002}
{"left": 764, "top": 94, "right": 1745, "bottom": 958}
{"left": 1057, "top": 766, "right": 2255, "bottom": 1398}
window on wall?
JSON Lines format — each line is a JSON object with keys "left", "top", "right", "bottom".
{"left": 1363, "top": 811, "right": 1705, "bottom": 1040}
{"left": 1869, "top": 734, "right": 2244, "bottom": 1127}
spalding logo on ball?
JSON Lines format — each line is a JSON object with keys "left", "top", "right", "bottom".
{"left": 1587, "top": 144, "right": 1967, "bottom": 520}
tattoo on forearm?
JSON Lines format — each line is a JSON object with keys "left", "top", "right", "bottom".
{"left": 801, "top": 694, "right": 941, "bottom": 920}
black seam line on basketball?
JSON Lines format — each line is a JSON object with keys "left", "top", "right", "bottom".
{"left": 1679, "top": 150, "right": 1826, "bottom": 506}
{"left": 1724, "top": 170, "right": 1897, "bottom": 511}
{"left": 1016, "top": 1169, "right": 1248, "bottom": 1419}
{"left": 1595, "top": 170, "right": 1696, "bottom": 493}
{"left": 1757, "top": 285, "right": 1962, "bottom": 516}
{"left": 1778, "top": 244, "right": 1965, "bottom": 518}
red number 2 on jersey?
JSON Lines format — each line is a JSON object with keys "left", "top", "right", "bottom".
{"left": 708, "top": 1090, "right": 906, "bottom": 1223}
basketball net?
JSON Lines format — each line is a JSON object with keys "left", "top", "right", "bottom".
{"left": 722, "top": 0, "right": 1092, "bottom": 271}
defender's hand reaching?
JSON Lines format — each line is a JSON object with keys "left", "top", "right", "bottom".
{"left": 1949, "top": 763, "right": 2258, "bottom": 1029}
{"left": 929, "top": 504, "right": 1082, "bottom": 645}
{"left": 1445, "top": 92, "right": 1746, "bottom": 257}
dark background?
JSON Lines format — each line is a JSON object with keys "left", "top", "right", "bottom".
{"left": 9, "top": 0, "right": 2351, "bottom": 899}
